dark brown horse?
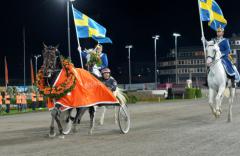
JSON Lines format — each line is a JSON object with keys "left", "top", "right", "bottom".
{"left": 41, "top": 44, "right": 96, "bottom": 138}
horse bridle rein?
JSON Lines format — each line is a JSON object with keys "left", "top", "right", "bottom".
{"left": 207, "top": 45, "right": 221, "bottom": 69}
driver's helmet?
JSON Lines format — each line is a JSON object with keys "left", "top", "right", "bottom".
{"left": 101, "top": 68, "right": 111, "bottom": 74}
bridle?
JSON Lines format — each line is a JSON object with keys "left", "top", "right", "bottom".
{"left": 42, "top": 48, "right": 62, "bottom": 86}
{"left": 207, "top": 44, "right": 221, "bottom": 69}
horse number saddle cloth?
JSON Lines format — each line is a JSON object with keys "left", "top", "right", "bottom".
{"left": 47, "top": 67, "right": 118, "bottom": 111}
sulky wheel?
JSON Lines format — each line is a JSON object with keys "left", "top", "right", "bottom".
{"left": 118, "top": 104, "right": 130, "bottom": 134}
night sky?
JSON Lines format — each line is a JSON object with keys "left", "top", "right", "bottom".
{"left": 0, "top": 0, "right": 239, "bottom": 84}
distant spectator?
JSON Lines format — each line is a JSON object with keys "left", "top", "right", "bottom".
{"left": 21, "top": 93, "right": 27, "bottom": 112}
{"left": 16, "top": 92, "right": 22, "bottom": 112}
{"left": 4, "top": 92, "right": 10, "bottom": 113}
{"left": 38, "top": 94, "right": 44, "bottom": 109}
{"left": 31, "top": 91, "right": 37, "bottom": 111}
{"left": 0, "top": 92, "right": 3, "bottom": 112}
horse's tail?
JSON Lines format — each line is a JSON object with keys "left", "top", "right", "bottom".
{"left": 115, "top": 87, "right": 127, "bottom": 105}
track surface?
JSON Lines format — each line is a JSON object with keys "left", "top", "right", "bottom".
{"left": 1, "top": 97, "right": 240, "bottom": 156}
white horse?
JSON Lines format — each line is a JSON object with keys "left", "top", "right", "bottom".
{"left": 206, "top": 41, "right": 235, "bottom": 121}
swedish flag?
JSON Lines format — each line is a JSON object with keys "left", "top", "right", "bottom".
{"left": 72, "top": 6, "right": 112, "bottom": 43}
{"left": 199, "top": 0, "right": 227, "bottom": 31}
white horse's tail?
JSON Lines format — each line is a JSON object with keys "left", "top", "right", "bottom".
{"left": 115, "top": 87, "right": 127, "bottom": 105}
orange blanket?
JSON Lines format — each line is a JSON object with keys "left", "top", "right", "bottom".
{"left": 47, "top": 67, "right": 118, "bottom": 111}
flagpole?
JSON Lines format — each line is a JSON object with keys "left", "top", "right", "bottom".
{"left": 71, "top": 4, "right": 83, "bottom": 68}
{"left": 23, "top": 27, "right": 26, "bottom": 93}
{"left": 30, "top": 59, "right": 33, "bottom": 90}
{"left": 4, "top": 56, "right": 8, "bottom": 90}
{"left": 197, "top": 0, "right": 208, "bottom": 72}
{"left": 197, "top": 0, "right": 206, "bottom": 57}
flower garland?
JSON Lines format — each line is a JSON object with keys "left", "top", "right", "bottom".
{"left": 36, "top": 57, "right": 76, "bottom": 99}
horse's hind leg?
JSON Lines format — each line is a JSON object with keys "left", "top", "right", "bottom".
{"left": 77, "top": 108, "right": 87, "bottom": 124}
{"left": 89, "top": 106, "right": 96, "bottom": 135}
{"left": 228, "top": 87, "right": 235, "bottom": 122}
{"left": 114, "top": 106, "right": 118, "bottom": 125}
{"left": 73, "top": 108, "right": 87, "bottom": 133}
{"left": 99, "top": 106, "right": 106, "bottom": 125}
{"left": 66, "top": 109, "right": 72, "bottom": 123}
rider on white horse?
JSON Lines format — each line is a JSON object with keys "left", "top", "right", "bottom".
{"left": 203, "top": 26, "right": 240, "bottom": 86}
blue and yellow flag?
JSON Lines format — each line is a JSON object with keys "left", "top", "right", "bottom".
{"left": 199, "top": 0, "right": 227, "bottom": 31}
{"left": 72, "top": 6, "right": 112, "bottom": 43}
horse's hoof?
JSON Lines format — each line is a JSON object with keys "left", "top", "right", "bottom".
{"left": 227, "top": 119, "right": 232, "bottom": 123}
{"left": 215, "top": 111, "right": 221, "bottom": 118}
{"left": 88, "top": 130, "right": 93, "bottom": 135}
{"left": 62, "top": 121, "right": 72, "bottom": 135}
{"left": 72, "top": 125, "right": 77, "bottom": 133}
{"left": 58, "top": 134, "right": 65, "bottom": 139}
{"left": 115, "top": 120, "right": 118, "bottom": 125}
{"left": 210, "top": 107, "right": 216, "bottom": 115}
{"left": 49, "top": 132, "right": 56, "bottom": 138}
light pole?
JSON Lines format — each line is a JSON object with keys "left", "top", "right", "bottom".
{"left": 67, "top": 0, "right": 75, "bottom": 60}
{"left": 34, "top": 55, "right": 41, "bottom": 79}
{"left": 152, "top": 35, "right": 160, "bottom": 90}
{"left": 125, "top": 45, "right": 133, "bottom": 90}
{"left": 173, "top": 33, "right": 181, "bottom": 84}
{"left": 23, "top": 27, "right": 26, "bottom": 92}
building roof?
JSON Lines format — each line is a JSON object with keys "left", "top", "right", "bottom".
{"left": 230, "top": 34, "right": 240, "bottom": 40}
{"left": 178, "top": 46, "right": 203, "bottom": 52}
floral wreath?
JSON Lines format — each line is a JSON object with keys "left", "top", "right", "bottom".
{"left": 36, "top": 56, "right": 76, "bottom": 99}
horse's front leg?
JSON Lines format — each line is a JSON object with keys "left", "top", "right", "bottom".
{"left": 215, "top": 86, "right": 225, "bottom": 118}
{"left": 49, "top": 112, "right": 56, "bottom": 138}
{"left": 89, "top": 106, "right": 96, "bottom": 135}
{"left": 72, "top": 108, "right": 87, "bottom": 133}
{"left": 209, "top": 88, "right": 216, "bottom": 115}
{"left": 52, "top": 108, "right": 64, "bottom": 138}
{"left": 228, "top": 87, "right": 235, "bottom": 122}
